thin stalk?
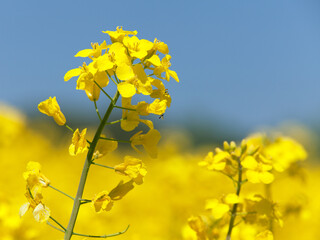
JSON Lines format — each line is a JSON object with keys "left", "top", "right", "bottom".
{"left": 265, "top": 183, "right": 274, "bottom": 231}
{"left": 106, "top": 71, "right": 118, "bottom": 86}
{"left": 94, "top": 80, "right": 113, "bottom": 102}
{"left": 106, "top": 119, "right": 123, "bottom": 125}
{"left": 47, "top": 221, "right": 65, "bottom": 233}
{"left": 226, "top": 157, "right": 243, "bottom": 240}
{"left": 72, "top": 225, "right": 130, "bottom": 238}
{"left": 49, "top": 185, "right": 74, "bottom": 200}
{"left": 64, "top": 91, "right": 120, "bottom": 240}
{"left": 92, "top": 162, "right": 115, "bottom": 170}
{"left": 114, "top": 73, "right": 120, "bottom": 84}
{"left": 100, "top": 137, "right": 131, "bottom": 144}
{"left": 65, "top": 125, "right": 74, "bottom": 133}
{"left": 49, "top": 216, "right": 66, "bottom": 231}
{"left": 114, "top": 105, "right": 136, "bottom": 111}
{"left": 94, "top": 100, "right": 102, "bottom": 121}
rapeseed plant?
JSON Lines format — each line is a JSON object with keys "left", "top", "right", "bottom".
{"left": 188, "top": 134, "right": 307, "bottom": 240}
{"left": 19, "top": 27, "right": 179, "bottom": 240}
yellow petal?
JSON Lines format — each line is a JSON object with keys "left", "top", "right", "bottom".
{"left": 168, "top": 69, "right": 179, "bottom": 82}
{"left": 147, "top": 55, "right": 161, "bottom": 66}
{"left": 116, "top": 64, "right": 135, "bottom": 80}
{"left": 75, "top": 49, "right": 93, "bottom": 58}
{"left": 33, "top": 203, "right": 50, "bottom": 223}
{"left": 242, "top": 156, "right": 258, "bottom": 170}
{"left": 64, "top": 68, "right": 82, "bottom": 81}
{"left": 118, "top": 82, "right": 136, "bottom": 98}
{"left": 259, "top": 172, "right": 274, "bottom": 184}
{"left": 19, "top": 203, "right": 30, "bottom": 217}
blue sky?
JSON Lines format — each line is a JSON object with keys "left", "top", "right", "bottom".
{"left": 1, "top": 0, "right": 320, "bottom": 134}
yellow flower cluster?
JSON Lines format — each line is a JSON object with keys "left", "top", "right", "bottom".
{"left": 200, "top": 134, "right": 307, "bottom": 185}
{"left": 191, "top": 134, "right": 307, "bottom": 240}
{"left": 31, "top": 27, "right": 179, "bottom": 239}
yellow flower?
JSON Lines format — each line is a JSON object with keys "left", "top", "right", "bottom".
{"left": 64, "top": 62, "right": 109, "bottom": 101}
{"left": 108, "top": 180, "right": 135, "bottom": 200}
{"left": 152, "top": 38, "right": 169, "bottom": 55}
{"left": 114, "top": 156, "right": 147, "bottom": 185}
{"left": 244, "top": 194, "right": 283, "bottom": 227}
{"left": 265, "top": 137, "right": 307, "bottom": 172}
{"left": 38, "top": 97, "right": 66, "bottom": 125}
{"left": 74, "top": 40, "right": 108, "bottom": 59}
{"left": 130, "top": 129, "right": 161, "bottom": 158}
{"left": 147, "top": 54, "right": 179, "bottom": 82}
{"left": 102, "top": 26, "right": 137, "bottom": 43}
{"left": 69, "top": 128, "right": 88, "bottom": 156}
{"left": 224, "top": 193, "right": 241, "bottom": 204}
{"left": 92, "top": 191, "right": 113, "bottom": 213}
{"left": 123, "top": 36, "right": 154, "bottom": 59}
{"left": 256, "top": 230, "right": 273, "bottom": 240}
{"left": 20, "top": 188, "right": 50, "bottom": 223}
{"left": 117, "top": 64, "right": 152, "bottom": 98}
{"left": 23, "top": 161, "right": 50, "bottom": 189}
{"left": 33, "top": 203, "right": 51, "bottom": 223}
{"left": 188, "top": 216, "right": 207, "bottom": 240}
{"left": 147, "top": 99, "right": 167, "bottom": 115}
{"left": 93, "top": 135, "right": 118, "bottom": 159}
{"left": 242, "top": 156, "right": 274, "bottom": 184}
{"left": 199, "top": 150, "right": 230, "bottom": 171}
{"left": 150, "top": 78, "right": 172, "bottom": 107}
{"left": 205, "top": 199, "right": 230, "bottom": 219}
{"left": 121, "top": 110, "right": 153, "bottom": 132}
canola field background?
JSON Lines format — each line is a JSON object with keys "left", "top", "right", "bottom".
{"left": 1, "top": 104, "right": 320, "bottom": 240}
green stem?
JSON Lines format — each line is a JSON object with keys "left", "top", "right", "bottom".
{"left": 226, "top": 157, "right": 243, "bottom": 240}
{"left": 49, "top": 185, "right": 74, "bottom": 200}
{"left": 114, "top": 73, "right": 120, "bottom": 84}
{"left": 94, "top": 100, "right": 102, "bottom": 122}
{"left": 114, "top": 106, "right": 136, "bottom": 111}
{"left": 49, "top": 216, "right": 66, "bottom": 231}
{"left": 64, "top": 91, "right": 120, "bottom": 240}
{"left": 100, "top": 137, "right": 131, "bottom": 144}
{"left": 47, "top": 221, "right": 65, "bottom": 233}
{"left": 94, "top": 80, "right": 113, "bottom": 102}
{"left": 106, "top": 119, "right": 123, "bottom": 125}
{"left": 65, "top": 125, "right": 74, "bottom": 133}
{"left": 265, "top": 183, "right": 274, "bottom": 231}
{"left": 106, "top": 71, "right": 118, "bottom": 86}
{"left": 92, "top": 162, "right": 115, "bottom": 170}
{"left": 72, "top": 225, "right": 130, "bottom": 238}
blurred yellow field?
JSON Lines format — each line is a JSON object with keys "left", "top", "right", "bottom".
{"left": 1, "top": 103, "right": 320, "bottom": 240}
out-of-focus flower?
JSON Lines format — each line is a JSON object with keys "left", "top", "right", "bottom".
{"left": 23, "top": 161, "right": 50, "bottom": 189}
{"left": 256, "top": 230, "right": 273, "bottom": 240}
{"left": 205, "top": 199, "right": 229, "bottom": 219}
{"left": 242, "top": 156, "right": 274, "bottom": 184}
{"left": 265, "top": 137, "right": 307, "bottom": 172}
{"left": 130, "top": 129, "right": 161, "bottom": 158}
{"left": 114, "top": 156, "right": 147, "bottom": 185}
{"left": 188, "top": 216, "right": 208, "bottom": 240}
{"left": 94, "top": 135, "right": 118, "bottom": 159}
